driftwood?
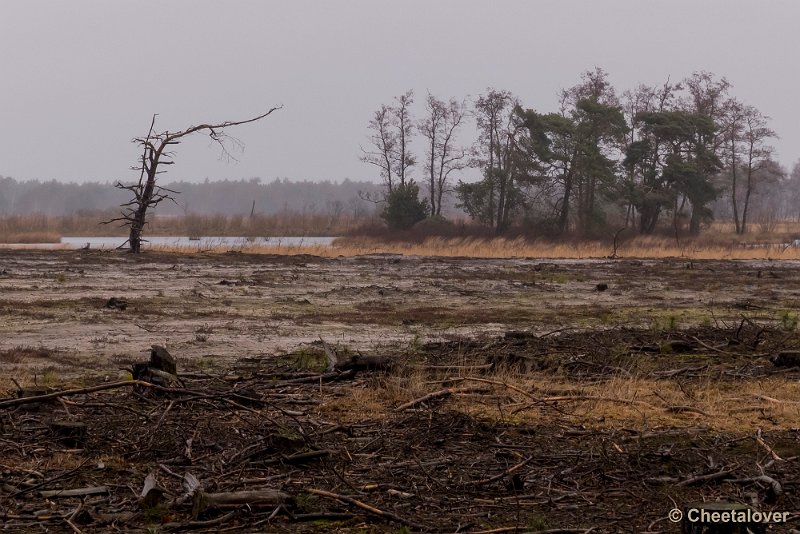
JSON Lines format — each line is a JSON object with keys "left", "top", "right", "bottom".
{"left": 191, "top": 489, "right": 292, "bottom": 518}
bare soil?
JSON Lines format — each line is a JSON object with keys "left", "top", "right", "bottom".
{"left": 1, "top": 250, "right": 799, "bottom": 532}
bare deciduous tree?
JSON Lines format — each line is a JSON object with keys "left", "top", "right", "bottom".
{"left": 418, "top": 94, "right": 468, "bottom": 216}
{"left": 360, "top": 90, "right": 415, "bottom": 194}
{"left": 107, "top": 108, "right": 280, "bottom": 252}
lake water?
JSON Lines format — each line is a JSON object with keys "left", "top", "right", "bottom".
{"left": 59, "top": 236, "right": 337, "bottom": 250}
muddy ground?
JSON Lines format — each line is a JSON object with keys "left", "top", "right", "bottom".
{"left": 1, "top": 250, "right": 799, "bottom": 532}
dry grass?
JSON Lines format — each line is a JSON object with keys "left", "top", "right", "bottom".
{"left": 0, "top": 212, "right": 374, "bottom": 239}
{"left": 151, "top": 234, "right": 800, "bottom": 260}
{"left": 319, "top": 368, "right": 800, "bottom": 433}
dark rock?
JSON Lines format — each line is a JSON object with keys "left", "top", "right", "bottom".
{"left": 105, "top": 297, "right": 127, "bottom": 310}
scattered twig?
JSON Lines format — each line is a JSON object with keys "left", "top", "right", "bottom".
{"left": 308, "top": 488, "right": 427, "bottom": 530}
{"left": 465, "top": 456, "right": 533, "bottom": 487}
{"left": 395, "top": 386, "right": 490, "bottom": 411}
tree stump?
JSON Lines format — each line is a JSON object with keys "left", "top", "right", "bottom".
{"left": 132, "top": 346, "right": 179, "bottom": 392}
{"left": 681, "top": 502, "right": 766, "bottom": 534}
{"left": 49, "top": 420, "right": 87, "bottom": 448}
{"left": 771, "top": 350, "right": 800, "bottom": 367}
{"left": 105, "top": 297, "right": 127, "bottom": 310}
{"left": 334, "top": 355, "right": 393, "bottom": 373}
{"left": 17, "top": 387, "right": 53, "bottom": 411}
{"left": 150, "top": 345, "right": 177, "bottom": 374}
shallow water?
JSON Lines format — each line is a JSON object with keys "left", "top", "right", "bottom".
{"left": 59, "top": 236, "right": 336, "bottom": 250}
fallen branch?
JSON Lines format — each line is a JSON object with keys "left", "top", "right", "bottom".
{"left": 465, "top": 456, "right": 533, "bottom": 487}
{"left": 676, "top": 469, "right": 734, "bottom": 487}
{"left": 307, "top": 488, "right": 426, "bottom": 530}
{"left": 396, "top": 386, "right": 490, "bottom": 411}
{"left": 192, "top": 489, "right": 292, "bottom": 519}
{"left": 40, "top": 486, "right": 109, "bottom": 498}
{"left": 461, "top": 376, "right": 540, "bottom": 401}
{"left": 162, "top": 511, "right": 236, "bottom": 531}
{"left": 755, "top": 430, "right": 783, "bottom": 462}
{"left": 0, "top": 380, "right": 165, "bottom": 409}
{"left": 728, "top": 475, "right": 783, "bottom": 497}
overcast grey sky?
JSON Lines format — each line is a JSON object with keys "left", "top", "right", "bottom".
{"left": 0, "top": 1, "right": 797, "bottom": 184}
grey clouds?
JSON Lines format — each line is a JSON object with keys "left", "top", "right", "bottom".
{"left": 0, "top": 0, "right": 797, "bottom": 184}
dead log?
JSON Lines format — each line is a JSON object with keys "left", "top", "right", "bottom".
{"left": 191, "top": 489, "right": 293, "bottom": 519}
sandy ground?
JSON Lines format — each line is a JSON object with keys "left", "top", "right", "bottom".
{"left": 1, "top": 250, "right": 799, "bottom": 385}
{"left": 2, "top": 250, "right": 800, "bottom": 532}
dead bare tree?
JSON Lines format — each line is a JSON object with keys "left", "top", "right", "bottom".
{"left": 106, "top": 108, "right": 280, "bottom": 252}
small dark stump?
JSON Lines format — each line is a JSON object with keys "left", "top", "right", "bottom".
{"left": 16, "top": 387, "right": 53, "bottom": 411}
{"left": 105, "top": 297, "right": 128, "bottom": 310}
{"left": 595, "top": 283, "right": 609, "bottom": 292}
{"left": 771, "top": 350, "right": 800, "bottom": 368}
{"left": 132, "top": 346, "right": 179, "bottom": 392}
{"left": 49, "top": 420, "right": 87, "bottom": 448}
{"left": 334, "top": 355, "right": 393, "bottom": 374}
{"left": 150, "top": 345, "right": 177, "bottom": 374}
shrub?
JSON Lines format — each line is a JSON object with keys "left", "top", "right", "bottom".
{"left": 381, "top": 181, "right": 429, "bottom": 230}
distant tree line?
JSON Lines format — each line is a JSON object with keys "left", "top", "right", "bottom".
{"left": 362, "top": 69, "right": 800, "bottom": 236}
{"left": 0, "top": 177, "right": 381, "bottom": 219}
